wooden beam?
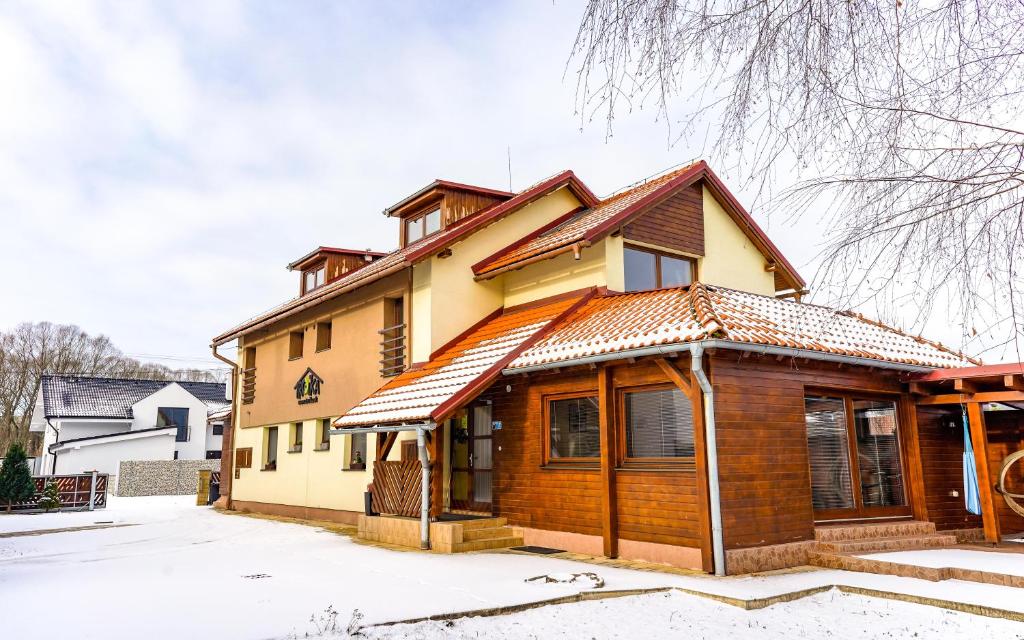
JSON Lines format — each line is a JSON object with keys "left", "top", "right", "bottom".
{"left": 954, "top": 378, "right": 979, "bottom": 394}
{"left": 377, "top": 432, "right": 398, "bottom": 461}
{"left": 1004, "top": 374, "right": 1024, "bottom": 392}
{"left": 901, "top": 396, "right": 929, "bottom": 522}
{"left": 907, "top": 382, "right": 930, "bottom": 396}
{"left": 967, "top": 402, "right": 1001, "bottom": 543}
{"left": 916, "top": 390, "right": 1024, "bottom": 405}
{"left": 597, "top": 365, "right": 618, "bottom": 558}
{"left": 428, "top": 421, "right": 444, "bottom": 519}
{"left": 655, "top": 357, "right": 694, "bottom": 398}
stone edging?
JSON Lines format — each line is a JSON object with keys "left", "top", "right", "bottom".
{"left": 0, "top": 523, "right": 134, "bottom": 539}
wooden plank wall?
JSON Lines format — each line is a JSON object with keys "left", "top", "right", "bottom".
{"left": 984, "top": 410, "right": 1024, "bottom": 534}
{"left": 623, "top": 183, "right": 704, "bottom": 256}
{"left": 710, "top": 354, "right": 905, "bottom": 550}
{"left": 439, "top": 188, "right": 505, "bottom": 227}
{"left": 484, "top": 361, "right": 701, "bottom": 548}
{"left": 916, "top": 406, "right": 984, "bottom": 531}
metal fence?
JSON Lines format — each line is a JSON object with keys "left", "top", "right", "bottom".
{"left": 8, "top": 473, "right": 108, "bottom": 512}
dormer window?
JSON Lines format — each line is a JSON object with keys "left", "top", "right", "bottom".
{"left": 404, "top": 207, "right": 441, "bottom": 245}
{"left": 303, "top": 263, "right": 326, "bottom": 294}
{"left": 624, "top": 244, "right": 696, "bottom": 292}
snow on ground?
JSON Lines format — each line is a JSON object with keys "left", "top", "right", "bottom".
{"left": 859, "top": 549, "right": 1024, "bottom": 577}
{"left": 2, "top": 497, "right": 1024, "bottom": 639}
{"left": 365, "top": 589, "right": 1024, "bottom": 640}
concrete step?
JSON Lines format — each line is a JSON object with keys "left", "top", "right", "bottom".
{"left": 451, "top": 536, "right": 523, "bottom": 553}
{"left": 816, "top": 533, "right": 957, "bottom": 554}
{"left": 814, "top": 520, "right": 936, "bottom": 543}
{"left": 462, "top": 525, "right": 517, "bottom": 541}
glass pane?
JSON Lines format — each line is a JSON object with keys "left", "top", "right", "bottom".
{"left": 853, "top": 400, "right": 906, "bottom": 507}
{"left": 549, "top": 396, "right": 600, "bottom": 459}
{"left": 315, "top": 267, "right": 325, "bottom": 287}
{"left": 804, "top": 396, "right": 854, "bottom": 510}
{"left": 660, "top": 255, "right": 693, "bottom": 288}
{"left": 350, "top": 433, "right": 366, "bottom": 465}
{"left": 406, "top": 218, "right": 423, "bottom": 243}
{"left": 473, "top": 405, "right": 492, "bottom": 436}
{"left": 305, "top": 271, "right": 315, "bottom": 291}
{"left": 425, "top": 208, "right": 441, "bottom": 235}
{"left": 473, "top": 471, "right": 492, "bottom": 503}
{"left": 624, "top": 389, "right": 694, "bottom": 458}
{"left": 452, "top": 471, "right": 469, "bottom": 501}
{"left": 473, "top": 439, "right": 492, "bottom": 470}
{"left": 294, "top": 423, "right": 303, "bottom": 445}
{"left": 624, "top": 247, "right": 657, "bottom": 292}
{"left": 266, "top": 428, "right": 278, "bottom": 466}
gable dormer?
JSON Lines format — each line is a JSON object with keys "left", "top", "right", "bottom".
{"left": 385, "top": 180, "right": 513, "bottom": 248}
{"left": 288, "top": 247, "right": 387, "bottom": 296}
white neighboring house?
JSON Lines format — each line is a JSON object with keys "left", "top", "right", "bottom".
{"left": 29, "top": 375, "right": 229, "bottom": 484}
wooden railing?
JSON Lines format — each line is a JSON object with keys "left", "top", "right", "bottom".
{"left": 241, "top": 367, "right": 256, "bottom": 404}
{"left": 379, "top": 323, "right": 407, "bottom": 377}
{"left": 8, "top": 473, "right": 108, "bottom": 512}
{"left": 371, "top": 459, "right": 424, "bottom": 517}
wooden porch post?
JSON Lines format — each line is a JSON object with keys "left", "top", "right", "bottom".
{"left": 967, "top": 401, "right": 1001, "bottom": 543}
{"left": 901, "top": 397, "right": 929, "bottom": 522}
{"left": 597, "top": 365, "right": 618, "bottom": 558}
{"left": 429, "top": 423, "right": 444, "bottom": 519}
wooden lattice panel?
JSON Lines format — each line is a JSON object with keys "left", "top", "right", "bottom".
{"left": 372, "top": 460, "right": 426, "bottom": 517}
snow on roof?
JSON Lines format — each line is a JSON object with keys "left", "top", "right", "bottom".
{"left": 508, "top": 284, "right": 976, "bottom": 371}
{"left": 336, "top": 293, "right": 593, "bottom": 427}
{"left": 41, "top": 375, "right": 228, "bottom": 420}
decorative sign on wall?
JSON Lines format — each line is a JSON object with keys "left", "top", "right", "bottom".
{"left": 294, "top": 368, "right": 324, "bottom": 405}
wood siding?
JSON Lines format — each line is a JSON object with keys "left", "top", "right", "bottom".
{"left": 623, "top": 183, "right": 704, "bottom": 256}
{"left": 916, "top": 406, "right": 983, "bottom": 531}
{"left": 439, "top": 188, "right": 505, "bottom": 227}
{"left": 710, "top": 354, "right": 906, "bottom": 550}
{"left": 984, "top": 410, "right": 1024, "bottom": 534}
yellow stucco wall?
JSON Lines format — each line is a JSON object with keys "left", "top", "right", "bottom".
{"left": 416, "top": 186, "right": 582, "bottom": 359}
{"left": 502, "top": 237, "right": 609, "bottom": 307}
{"left": 411, "top": 260, "right": 433, "bottom": 362}
{"left": 696, "top": 186, "right": 776, "bottom": 295}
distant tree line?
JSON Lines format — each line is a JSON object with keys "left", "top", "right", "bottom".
{"left": 0, "top": 322, "right": 221, "bottom": 455}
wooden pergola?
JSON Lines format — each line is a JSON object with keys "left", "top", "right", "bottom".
{"left": 907, "top": 363, "right": 1024, "bottom": 543}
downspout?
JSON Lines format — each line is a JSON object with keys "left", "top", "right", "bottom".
{"left": 46, "top": 418, "right": 59, "bottom": 475}
{"left": 416, "top": 426, "right": 431, "bottom": 549}
{"left": 211, "top": 343, "right": 240, "bottom": 508}
{"left": 690, "top": 345, "right": 726, "bottom": 576}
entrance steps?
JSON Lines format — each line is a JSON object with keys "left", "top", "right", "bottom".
{"left": 443, "top": 517, "right": 524, "bottom": 552}
{"left": 356, "top": 514, "right": 522, "bottom": 553}
{"left": 812, "top": 520, "right": 957, "bottom": 554}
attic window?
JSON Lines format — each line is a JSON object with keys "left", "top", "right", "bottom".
{"left": 303, "top": 264, "right": 326, "bottom": 294}
{"left": 624, "top": 245, "right": 695, "bottom": 292}
{"left": 404, "top": 207, "right": 441, "bottom": 245}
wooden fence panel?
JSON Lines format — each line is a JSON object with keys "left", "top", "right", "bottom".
{"left": 372, "top": 460, "right": 425, "bottom": 517}
{"left": 8, "top": 474, "right": 108, "bottom": 512}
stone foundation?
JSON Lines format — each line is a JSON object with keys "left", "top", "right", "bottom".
{"left": 231, "top": 500, "right": 360, "bottom": 525}
{"left": 725, "top": 540, "right": 817, "bottom": 574}
{"left": 117, "top": 459, "right": 221, "bottom": 497}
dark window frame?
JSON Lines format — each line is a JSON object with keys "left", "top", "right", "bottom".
{"left": 302, "top": 262, "right": 327, "bottom": 294}
{"left": 211, "top": 423, "right": 224, "bottom": 436}
{"left": 316, "top": 418, "right": 332, "bottom": 451}
{"left": 206, "top": 450, "right": 222, "bottom": 460}
{"left": 403, "top": 207, "right": 442, "bottom": 246}
{"left": 617, "top": 383, "right": 696, "bottom": 468}
{"left": 157, "top": 407, "right": 191, "bottom": 443}
{"left": 623, "top": 243, "right": 697, "bottom": 292}
{"left": 543, "top": 392, "right": 601, "bottom": 466}
{"left": 264, "top": 426, "right": 279, "bottom": 471}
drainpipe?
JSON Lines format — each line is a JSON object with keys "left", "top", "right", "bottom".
{"left": 690, "top": 345, "right": 726, "bottom": 576}
{"left": 416, "top": 426, "right": 431, "bottom": 550}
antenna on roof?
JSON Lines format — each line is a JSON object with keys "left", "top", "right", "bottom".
{"left": 507, "top": 146, "right": 512, "bottom": 192}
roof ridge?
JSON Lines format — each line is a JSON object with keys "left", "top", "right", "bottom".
{"left": 43, "top": 374, "right": 222, "bottom": 386}
{"left": 598, "top": 160, "right": 702, "bottom": 203}
{"left": 688, "top": 282, "right": 727, "bottom": 338}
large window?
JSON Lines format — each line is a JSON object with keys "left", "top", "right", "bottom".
{"left": 404, "top": 208, "right": 441, "bottom": 245}
{"left": 624, "top": 245, "right": 696, "bottom": 292}
{"left": 157, "top": 407, "right": 190, "bottom": 442}
{"left": 622, "top": 387, "right": 694, "bottom": 460}
{"left": 547, "top": 395, "right": 600, "bottom": 461}
{"left": 804, "top": 394, "right": 907, "bottom": 517}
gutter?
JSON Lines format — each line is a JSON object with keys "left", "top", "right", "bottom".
{"left": 474, "top": 241, "right": 590, "bottom": 281}
{"left": 502, "top": 340, "right": 934, "bottom": 576}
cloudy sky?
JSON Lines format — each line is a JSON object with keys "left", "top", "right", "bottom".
{"left": 0, "top": 1, "right": 1006, "bottom": 374}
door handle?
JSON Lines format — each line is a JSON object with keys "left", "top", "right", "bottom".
{"left": 469, "top": 453, "right": 473, "bottom": 467}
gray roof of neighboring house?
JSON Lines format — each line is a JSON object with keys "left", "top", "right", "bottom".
{"left": 40, "top": 374, "right": 228, "bottom": 420}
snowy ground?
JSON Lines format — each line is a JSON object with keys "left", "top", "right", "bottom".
{"left": 1, "top": 497, "right": 1023, "bottom": 639}
{"left": 860, "top": 549, "right": 1024, "bottom": 577}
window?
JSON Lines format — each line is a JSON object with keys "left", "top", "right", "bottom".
{"left": 264, "top": 427, "right": 278, "bottom": 470}
{"left": 623, "top": 387, "right": 694, "bottom": 460}
{"left": 211, "top": 423, "right": 224, "bottom": 436}
{"left": 404, "top": 207, "right": 441, "bottom": 245}
{"left": 157, "top": 407, "right": 190, "bottom": 442}
{"left": 547, "top": 395, "right": 600, "bottom": 461}
{"left": 316, "top": 321, "right": 332, "bottom": 351}
{"left": 303, "top": 264, "right": 326, "bottom": 294}
{"left": 344, "top": 432, "right": 367, "bottom": 470}
{"left": 289, "top": 330, "right": 304, "bottom": 359}
{"left": 206, "top": 450, "right": 222, "bottom": 460}
{"left": 316, "top": 418, "right": 331, "bottom": 451}
{"left": 290, "top": 422, "right": 303, "bottom": 453}
{"left": 623, "top": 245, "right": 696, "bottom": 292}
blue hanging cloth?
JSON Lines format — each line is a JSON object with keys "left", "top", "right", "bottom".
{"left": 962, "top": 408, "right": 982, "bottom": 516}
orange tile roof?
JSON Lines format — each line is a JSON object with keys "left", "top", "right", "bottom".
{"left": 508, "top": 284, "right": 977, "bottom": 371}
{"left": 335, "top": 292, "right": 593, "bottom": 427}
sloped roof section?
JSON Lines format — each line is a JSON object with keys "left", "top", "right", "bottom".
{"left": 508, "top": 284, "right": 976, "bottom": 371}
{"left": 213, "top": 171, "right": 598, "bottom": 346}
{"left": 473, "top": 161, "right": 804, "bottom": 292}
{"left": 336, "top": 292, "right": 594, "bottom": 427}
{"left": 41, "top": 375, "right": 228, "bottom": 419}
